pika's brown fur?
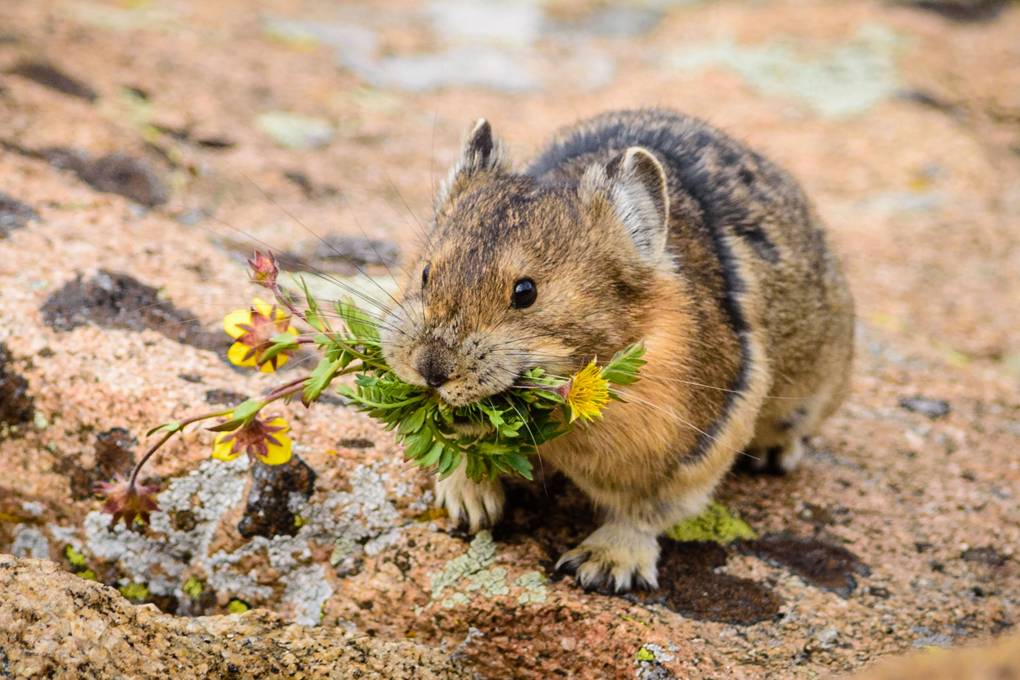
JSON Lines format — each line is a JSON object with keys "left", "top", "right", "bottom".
{"left": 381, "top": 109, "right": 854, "bottom": 592}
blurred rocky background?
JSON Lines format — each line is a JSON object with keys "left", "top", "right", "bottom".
{"left": 0, "top": 0, "right": 1018, "bottom": 677}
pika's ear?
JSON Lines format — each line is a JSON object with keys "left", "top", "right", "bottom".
{"left": 435, "top": 118, "right": 508, "bottom": 210}
{"left": 581, "top": 147, "right": 670, "bottom": 262}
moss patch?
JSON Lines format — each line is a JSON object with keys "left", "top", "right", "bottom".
{"left": 666, "top": 502, "right": 756, "bottom": 544}
{"left": 227, "top": 598, "right": 250, "bottom": 614}
{"left": 183, "top": 577, "right": 204, "bottom": 599}
{"left": 64, "top": 545, "right": 87, "bottom": 568}
{"left": 119, "top": 582, "right": 150, "bottom": 602}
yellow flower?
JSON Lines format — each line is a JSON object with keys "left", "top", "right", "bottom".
{"left": 565, "top": 360, "right": 610, "bottom": 423}
{"left": 223, "top": 298, "right": 299, "bottom": 373}
{"left": 212, "top": 414, "right": 293, "bottom": 465}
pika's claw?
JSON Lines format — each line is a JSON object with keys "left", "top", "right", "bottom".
{"left": 435, "top": 462, "right": 505, "bottom": 533}
{"left": 556, "top": 522, "right": 659, "bottom": 593}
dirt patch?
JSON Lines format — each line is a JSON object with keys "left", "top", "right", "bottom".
{"left": 0, "top": 343, "right": 34, "bottom": 436}
{"left": 2, "top": 142, "right": 168, "bottom": 207}
{"left": 44, "top": 149, "right": 168, "bottom": 207}
{"left": 151, "top": 123, "right": 236, "bottom": 150}
{"left": 903, "top": 0, "right": 1012, "bottom": 22}
{"left": 282, "top": 170, "right": 341, "bottom": 199}
{"left": 7, "top": 60, "right": 98, "bottom": 101}
{"left": 899, "top": 396, "right": 951, "bottom": 419}
{"left": 0, "top": 192, "right": 37, "bottom": 238}
{"left": 237, "top": 455, "right": 317, "bottom": 539}
{"left": 204, "top": 388, "right": 249, "bottom": 406}
{"left": 961, "top": 546, "right": 1010, "bottom": 567}
{"left": 337, "top": 437, "right": 376, "bottom": 449}
{"left": 58, "top": 427, "right": 138, "bottom": 500}
{"left": 745, "top": 533, "right": 870, "bottom": 597}
{"left": 630, "top": 542, "right": 782, "bottom": 625}
{"left": 312, "top": 235, "right": 400, "bottom": 270}
{"left": 40, "top": 270, "right": 224, "bottom": 352}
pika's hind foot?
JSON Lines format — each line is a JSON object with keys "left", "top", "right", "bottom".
{"left": 742, "top": 437, "right": 806, "bottom": 475}
{"left": 435, "top": 463, "right": 505, "bottom": 532}
{"left": 556, "top": 522, "right": 659, "bottom": 593}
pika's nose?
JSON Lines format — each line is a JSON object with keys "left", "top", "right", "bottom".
{"left": 416, "top": 351, "right": 450, "bottom": 388}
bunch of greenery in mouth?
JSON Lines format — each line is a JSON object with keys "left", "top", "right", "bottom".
{"left": 96, "top": 251, "right": 645, "bottom": 526}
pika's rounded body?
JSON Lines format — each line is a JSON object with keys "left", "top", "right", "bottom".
{"left": 382, "top": 109, "right": 854, "bottom": 591}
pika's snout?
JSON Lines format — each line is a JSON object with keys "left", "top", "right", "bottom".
{"left": 415, "top": 342, "right": 455, "bottom": 388}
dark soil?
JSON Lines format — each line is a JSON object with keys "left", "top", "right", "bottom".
{"left": 899, "top": 396, "right": 952, "bottom": 419}
{"left": 634, "top": 542, "right": 783, "bottom": 625}
{"left": 961, "top": 546, "right": 1010, "bottom": 567}
{"left": 312, "top": 235, "right": 400, "bottom": 270}
{"left": 0, "top": 192, "right": 37, "bottom": 238}
{"left": 903, "top": 0, "right": 1012, "bottom": 22}
{"left": 7, "top": 60, "right": 98, "bottom": 102}
{"left": 40, "top": 270, "right": 225, "bottom": 352}
{"left": 336, "top": 437, "right": 376, "bottom": 449}
{"left": 0, "top": 343, "right": 33, "bottom": 434}
{"left": 204, "top": 388, "right": 249, "bottom": 406}
{"left": 745, "top": 533, "right": 870, "bottom": 598}
{"left": 237, "top": 455, "right": 317, "bottom": 539}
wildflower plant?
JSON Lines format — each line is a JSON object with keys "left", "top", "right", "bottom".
{"left": 96, "top": 251, "right": 645, "bottom": 526}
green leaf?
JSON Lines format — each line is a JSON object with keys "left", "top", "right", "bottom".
{"left": 298, "top": 276, "right": 327, "bottom": 332}
{"left": 303, "top": 358, "right": 342, "bottom": 405}
{"left": 398, "top": 407, "right": 427, "bottom": 435}
{"left": 337, "top": 298, "right": 380, "bottom": 344}
{"left": 146, "top": 420, "right": 182, "bottom": 437}
{"left": 259, "top": 333, "right": 300, "bottom": 364}
{"left": 207, "top": 398, "right": 263, "bottom": 432}
{"left": 419, "top": 441, "right": 445, "bottom": 468}
{"left": 600, "top": 343, "right": 647, "bottom": 386}
{"left": 233, "top": 398, "right": 263, "bottom": 421}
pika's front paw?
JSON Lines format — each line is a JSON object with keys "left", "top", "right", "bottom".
{"left": 556, "top": 523, "right": 659, "bottom": 593}
{"left": 435, "top": 464, "right": 505, "bottom": 533}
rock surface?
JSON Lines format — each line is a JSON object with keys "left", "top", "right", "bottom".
{"left": 0, "top": 555, "right": 468, "bottom": 679}
{"left": 0, "top": 0, "right": 1018, "bottom": 677}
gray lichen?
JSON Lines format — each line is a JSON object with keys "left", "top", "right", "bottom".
{"left": 430, "top": 531, "right": 548, "bottom": 608}
{"left": 80, "top": 458, "right": 407, "bottom": 623}
{"left": 10, "top": 527, "right": 49, "bottom": 559}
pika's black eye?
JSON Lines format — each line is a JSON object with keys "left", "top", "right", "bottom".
{"left": 511, "top": 278, "right": 537, "bottom": 309}
{"left": 421, "top": 263, "right": 430, "bottom": 289}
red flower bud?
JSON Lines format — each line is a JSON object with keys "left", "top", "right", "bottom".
{"left": 94, "top": 476, "right": 160, "bottom": 529}
{"left": 248, "top": 250, "right": 279, "bottom": 288}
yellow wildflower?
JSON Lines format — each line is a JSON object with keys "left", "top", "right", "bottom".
{"left": 565, "top": 360, "right": 610, "bottom": 423}
{"left": 223, "top": 298, "right": 299, "bottom": 373}
{"left": 212, "top": 414, "right": 292, "bottom": 465}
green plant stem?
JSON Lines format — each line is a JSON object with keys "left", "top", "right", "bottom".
{"left": 127, "top": 378, "right": 311, "bottom": 492}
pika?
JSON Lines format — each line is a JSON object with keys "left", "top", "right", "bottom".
{"left": 381, "top": 109, "right": 854, "bottom": 592}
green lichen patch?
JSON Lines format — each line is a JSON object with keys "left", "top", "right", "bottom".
{"left": 513, "top": 571, "right": 548, "bottom": 605}
{"left": 635, "top": 646, "right": 656, "bottom": 662}
{"left": 119, "top": 582, "right": 150, "bottom": 602}
{"left": 64, "top": 545, "right": 87, "bottom": 569}
{"left": 429, "top": 531, "right": 548, "bottom": 609}
{"left": 227, "top": 598, "right": 250, "bottom": 614}
{"left": 666, "top": 502, "right": 756, "bottom": 544}
{"left": 182, "top": 576, "right": 204, "bottom": 599}
{"left": 430, "top": 531, "right": 498, "bottom": 601}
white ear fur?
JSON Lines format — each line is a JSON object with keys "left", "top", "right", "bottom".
{"left": 582, "top": 147, "right": 670, "bottom": 262}
{"left": 435, "top": 118, "right": 508, "bottom": 210}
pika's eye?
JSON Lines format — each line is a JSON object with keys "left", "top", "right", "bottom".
{"left": 421, "top": 263, "right": 430, "bottom": 289}
{"left": 511, "top": 278, "right": 537, "bottom": 309}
